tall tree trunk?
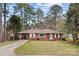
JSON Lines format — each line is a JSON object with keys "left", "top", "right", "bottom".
{"left": 4, "top": 3, "right": 7, "bottom": 41}
{"left": 73, "top": 18, "right": 78, "bottom": 43}
{"left": 38, "top": 17, "right": 40, "bottom": 29}
{"left": 0, "top": 5, "right": 3, "bottom": 41}
{"left": 53, "top": 16, "right": 56, "bottom": 30}
{"left": 20, "top": 9, "right": 25, "bottom": 30}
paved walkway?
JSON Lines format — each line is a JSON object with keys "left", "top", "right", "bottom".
{"left": 0, "top": 40, "right": 28, "bottom": 56}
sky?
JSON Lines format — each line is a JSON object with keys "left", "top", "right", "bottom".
{"left": 29, "top": 3, "right": 70, "bottom": 16}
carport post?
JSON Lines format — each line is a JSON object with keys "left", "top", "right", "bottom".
{"left": 19, "top": 34, "right": 22, "bottom": 40}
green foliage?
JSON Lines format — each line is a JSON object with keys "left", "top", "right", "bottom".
{"left": 8, "top": 15, "right": 22, "bottom": 33}
{"left": 14, "top": 3, "right": 35, "bottom": 29}
{"left": 66, "top": 3, "right": 79, "bottom": 33}
{"left": 66, "top": 3, "right": 79, "bottom": 42}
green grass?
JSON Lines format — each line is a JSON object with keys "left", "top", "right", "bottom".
{"left": 15, "top": 41, "right": 79, "bottom": 56}
{"left": 0, "top": 40, "right": 16, "bottom": 47}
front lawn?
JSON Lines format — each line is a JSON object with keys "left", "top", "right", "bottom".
{"left": 15, "top": 41, "right": 79, "bottom": 55}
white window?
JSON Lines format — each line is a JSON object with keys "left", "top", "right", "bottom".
{"left": 29, "top": 34, "right": 32, "bottom": 38}
{"left": 58, "top": 34, "right": 60, "bottom": 38}
{"left": 33, "top": 33, "right": 35, "bottom": 38}
{"left": 54, "top": 34, "right": 56, "bottom": 38}
{"left": 30, "top": 33, "right": 35, "bottom": 38}
{"left": 49, "top": 34, "right": 53, "bottom": 40}
{"left": 49, "top": 36, "right": 53, "bottom": 40}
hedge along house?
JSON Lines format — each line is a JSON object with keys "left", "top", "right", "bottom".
{"left": 18, "top": 29, "right": 63, "bottom": 40}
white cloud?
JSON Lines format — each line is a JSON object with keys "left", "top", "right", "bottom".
{"left": 37, "top": 3, "right": 62, "bottom": 7}
{"left": 37, "top": 3, "right": 52, "bottom": 7}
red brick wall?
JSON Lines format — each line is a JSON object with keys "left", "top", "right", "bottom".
{"left": 31, "top": 33, "right": 63, "bottom": 40}
{"left": 45, "top": 33, "right": 49, "bottom": 40}
{"left": 35, "top": 33, "right": 39, "bottom": 40}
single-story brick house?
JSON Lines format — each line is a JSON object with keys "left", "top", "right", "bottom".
{"left": 18, "top": 29, "right": 63, "bottom": 40}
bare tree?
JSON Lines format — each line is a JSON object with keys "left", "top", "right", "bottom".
{"left": 4, "top": 3, "right": 7, "bottom": 41}
{"left": 0, "top": 4, "right": 3, "bottom": 41}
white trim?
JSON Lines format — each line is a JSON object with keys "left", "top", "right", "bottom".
{"left": 54, "top": 34, "right": 56, "bottom": 38}
{"left": 49, "top": 34, "right": 53, "bottom": 40}
{"left": 29, "top": 34, "right": 32, "bottom": 38}
{"left": 58, "top": 33, "right": 60, "bottom": 38}
{"left": 33, "top": 33, "right": 35, "bottom": 38}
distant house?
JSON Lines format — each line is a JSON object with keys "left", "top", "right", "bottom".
{"left": 18, "top": 29, "right": 63, "bottom": 40}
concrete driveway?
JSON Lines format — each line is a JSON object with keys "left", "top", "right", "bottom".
{"left": 0, "top": 40, "right": 28, "bottom": 56}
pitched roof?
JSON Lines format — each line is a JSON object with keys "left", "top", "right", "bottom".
{"left": 18, "top": 29, "right": 63, "bottom": 34}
